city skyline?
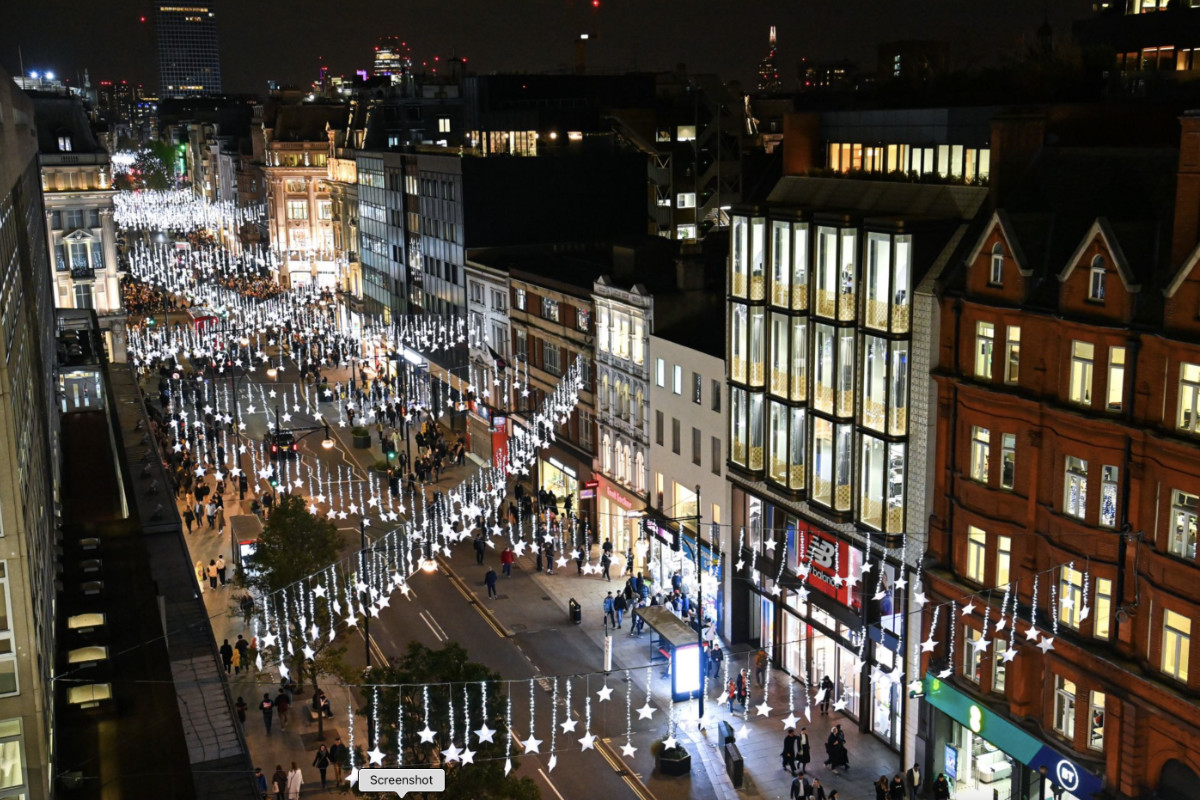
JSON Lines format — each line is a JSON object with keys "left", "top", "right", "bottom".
{"left": 3, "top": 0, "right": 1092, "bottom": 95}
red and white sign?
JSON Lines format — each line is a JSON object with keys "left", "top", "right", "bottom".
{"left": 796, "top": 520, "right": 862, "bottom": 611}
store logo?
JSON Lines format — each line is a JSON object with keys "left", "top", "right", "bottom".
{"left": 807, "top": 537, "right": 836, "bottom": 569}
{"left": 1055, "top": 760, "right": 1080, "bottom": 793}
{"left": 968, "top": 704, "right": 982, "bottom": 734}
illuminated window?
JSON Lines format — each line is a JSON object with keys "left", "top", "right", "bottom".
{"left": 1000, "top": 433, "right": 1016, "bottom": 490}
{"left": 673, "top": 365, "right": 683, "bottom": 395}
{"left": 963, "top": 626, "right": 983, "bottom": 683}
{"left": 1100, "top": 465, "right": 1119, "bottom": 528}
{"left": 676, "top": 192, "right": 696, "bottom": 209}
{"left": 1089, "top": 255, "right": 1107, "bottom": 301}
{"left": 1053, "top": 676, "right": 1076, "bottom": 739}
{"left": 1064, "top": 456, "right": 1088, "bottom": 520}
{"left": 989, "top": 243, "right": 1004, "bottom": 285}
{"left": 0, "top": 718, "right": 26, "bottom": 795}
{"left": 655, "top": 358, "right": 665, "bottom": 387}
{"left": 438, "top": 117, "right": 451, "bottom": 133}
{"left": 1178, "top": 363, "right": 1200, "bottom": 434}
{"left": 1094, "top": 578, "right": 1113, "bottom": 640}
{"left": 676, "top": 125, "right": 696, "bottom": 142}
{"left": 975, "top": 322, "right": 994, "bottom": 379}
{"left": 1163, "top": 609, "right": 1191, "bottom": 682}
{"left": 58, "top": 135, "right": 73, "bottom": 152}
{"left": 996, "top": 535, "right": 1011, "bottom": 585}
{"left": 0, "top": 564, "right": 15, "bottom": 696}
{"left": 966, "top": 526, "right": 986, "bottom": 583}
{"left": 541, "top": 297, "right": 559, "bottom": 321}
{"left": 514, "top": 288, "right": 526, "bottom": 311}
{"left": 969, "top": 426, "right": 990, "bottom": 483}
{"left": 1107, "top": 346, "right": 1126, "bottom": 411}
{"left": 1059, "top": 566, "right": 1084, "bottom": 629}
{"left": 992, "top": 638, "right": 1007, "bottom": 693}
{"left": 1070, "top": 341, "right": 1095, "bottom": 405}
{"left": 1170, "top": 490, "right": 1198, "bottom": 560}
{"left": 1088, "top": 691, "right": 1106, "bottom": 750}
{"left": 286, "top": 199, "right": 308, "bottom": 220}
{"left": 1004, "top": 326, "right": 1020, "bottom": 384}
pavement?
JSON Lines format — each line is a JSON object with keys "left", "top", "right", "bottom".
{"left": 148, "top": 358, "right": 907, "bottom": 800}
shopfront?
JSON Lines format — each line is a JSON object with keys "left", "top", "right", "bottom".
{"left": 597, "top": 476, "right": 645, "bottom": 570}
{"left": 922, "top": 675, "right": 1104, "bottom": 800}
{"left": 538, "top": 452, "right": 583, "bottom": 516}
{"left": 732, "top": 484, "right": 906, "bottom": 751}
{"left": 643, "top": 519, "right": 723, "bottom": 637}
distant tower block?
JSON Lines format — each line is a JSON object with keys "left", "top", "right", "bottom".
{"left": 757, "top": 26, "right": 781, "bottom": 92}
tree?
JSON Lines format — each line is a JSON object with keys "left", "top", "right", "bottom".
{"left": 360, "top": 642, "right": 539, "bottom": 800}
{"left": 245, "top": 493, "right": 347, "bottom": 739}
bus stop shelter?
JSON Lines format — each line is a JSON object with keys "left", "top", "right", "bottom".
{"left": 635, "top": 606, "right": 704, "bottom": 701}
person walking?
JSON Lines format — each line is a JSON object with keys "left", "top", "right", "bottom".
{"left": 205, "top": 500, "right": 216, "bottom": 529}
{"left": 235, "top": 696, "right": 247, "bottom": 727}
{"left": 727, "top": 677, "right": 737, "bottom": 712}
{"left": 782, "top": 727, "right": 799, "bottom": 775}
{"left": 271, "top": 765, "right": 287, "bottom": 800}
{"left": 790, "top": 774, "right": 810, "bottom": 800}
{"left": 811, "top": 777, "right": 828, "bottom": 800}
{"left": 219, "top": 639, "right": 233, "bottom": 673}
{"left": 312, "top": 745, "right": 331, "bottom": 789}
{"left": 231, "top": 646, "right": 242, "bottom": 675}
{"left": 755, "top": 648, "right": 768, "bottom": 686}
{"left": 709, "top": 642, "right": 723, "bottom": 677}
{"left": 736, "top": 668, "right": 747, "bottom": 710}
{"left": 206, "top": 559, "right": 218, "bottom": 590}
{"left": 485, "top": 566, "right": 498, "bottom": 599}
{"left": 329, "top": 737, "right": 347, "bottom": 784}
{"left": 183, "top": 506, "right": 195, "bottom": 533}
{"left": 877, "top": 776, "right": 893, "bottom": 800}
{"left": 275, "top": 689, "right": 291, "bottom": 731}
{"left": 260, "top": 693, "right": 275, "bottom": 735}
{"left": 500, "top": 546, "right": 515, "bottom": 577}
{"left": 216, "top": 554, "right": 227, "bottom": 586}
{"left": 613, "top": 592, "right": 627, "bottom": 628}
{"left": 824, "top": 724, "right": 849, "bottom": 771}
{"left": 286, "top": 762, "right": 302, "bottom": 800}
{"left": 932, "top": 773, "right": 951, "bottom": 800}
{"left": 797, "top": 727, "right": 811, "bottom": 775}
{"left": 819, "top": 674, "right": 834, "bottom": 715}
{"left": 603, "top": 592, "right": 616, "bottom": 628}
{"left": 600, "top": 551, "right": 612, "bottom": 581}
{"left": 891, "top": 773, "right": 907, "bottom": 800}
{"left": 253, "top": 767, "right": 268, "bottom": 799}
{"left": 474, "top": 533, "right": 486, "bottom": 564}
{"left": 906, "top": 763, "right": 922, "bottom": 800}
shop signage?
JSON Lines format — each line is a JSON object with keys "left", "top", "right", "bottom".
{"left": 491, "top": 414, "right": 506, "bottom": 432}
{"left": 583, "top": 479, "right": 599, "bottom": 489}
{"left": 605, "top": 484, "right": 633, "bottom": 510}
{"left": 799, "top": 524, "right": 861, "bottom": 611}
{"left": 579, "top": 489, "right": 595, "bottom": 499}
{"left": 548, "top": 457, "right": 577, "bottom": 479}
{"left": 923, "top": 674, "right": 1103, "bottom": 799}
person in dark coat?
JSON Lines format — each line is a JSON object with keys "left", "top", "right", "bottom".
{"left": 890, "top": 773, "right": 906, "bottom": 800}
{"left": 485, "top": 566, "right": 498, "bottom": 598}
{"left": 819, "top": 674, "right": 834, "bottom": 714}
{"left": 824, "top": 724, "right": 848, "bottom": 770}
{"left": 933, "top": 773, "right": 951, "bottom": 800}
{"left": 219, "top": 639, "right": 234, "bottom": 673}
{"left": 876, "top": 776, "right": 891, "bottom": 800}
{"left": 797, "top": 726, "right": 811, "bottom": 774}
{"left": 782, "top": 727, "right": 799, "bottom": 774}
{"left": 271, "top": 764, "right": 287, "bottom": 800}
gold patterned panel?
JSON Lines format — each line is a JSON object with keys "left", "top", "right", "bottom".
{"left": 892, "top": 304, "right": 911, "bottom": 333}
{"left": 789, "top": 469, "right": 805, "bottom": 492}
{"left": 835, "top": 485, "right": 852, "bottom": 510}
{"left": 889, "top": 414, "right": 907, "bottom": 437}
{"left": 837, "top": 390, "right": 855, "bottom": 417}
{"left": 771, "top": 284, "right": 789, "bottom": 307}
{"left": 863, "top": 399, "right": 886, "bottom": 431}
{"left": 861, "top": 499, "right": 883, "bottom": 529}
{"left": 731, "top": 273, "right": 747, "bottom": 297}
{"left": 887, "top": 505, "right": 904, "bottom": 532}
{"left": 750, "top": 275, "right": 766, "bottom": 301}
{"left": 749, "top": 445, "right": 764, "bottom": 471}
{"left": 770, "top": 369, "right": 788, "bottom": 397}
{"left": 731, "top": 357, "right": 746, "bottom": 383}
{"left": 814, "top": 383, "right": 833, "bottom": 412}
{"left": 838, "top": 293, "right": 856, "bottom": 322}
{"left": 792, "top": 290, "right": 808, "bottom": 311}
{"left": 816, "top": 290, "right": 835, "bottom": 318}
{"left": 790, "top": 374, "right": 806, "bottom": 402}
{"left": 749, "top": 362, "right": 765, "bottom": 386}
{"left": 770, "top": 458, "right": 788, "bottom": 484}
{"left": 732, "top": 441, "right": 747, "bottom": 465}
{"left": 813, "top": 477, "right": 832, "bottom": 505}
{"left": 865, "top": 298, "right": 888, "bottom": 329}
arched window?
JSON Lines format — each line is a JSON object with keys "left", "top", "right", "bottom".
{"left": 1089, "top": 255, "right": 1106, "bottom": 302}
{"left": 622, "top": 444, "right": 632, "bottom": 485}
{"left": 602, "top": 434, "right": 612, "bottom": 474}
{"left": 633, "top": 450, "right": 645, "bottom": 493}
{"left": 599, "top": 372, "right": 609, "bottom": 411}
{"left": 989, "top": 243, "right": 1004, "bottom": 286}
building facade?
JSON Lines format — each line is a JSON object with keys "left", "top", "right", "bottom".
{"left": 463, "top": 258, "right": 511, "bottom": 464}
{"left": 726, "top": 178, "right": 987, "bottom": 756}
{"left": 0, "top": 68, "right": 65, "bottom": 800}
{"left": 155, "top": 4, "right": 222, "bottom": 97}
{"left": 920, "top": 121, "right": 1200, "bottom": 800}
{"left": 30, "top": 94, "right": 127, "bottom": 362}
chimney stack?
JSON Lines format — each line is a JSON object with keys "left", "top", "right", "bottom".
{"left": 1171, "top": 111, "right": 1200, "bottom": 269}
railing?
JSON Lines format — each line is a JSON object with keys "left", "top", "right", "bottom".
{"left": 865, "top": 298, "right": 889, "bottom": 329}
{"left": 70, "top": 267, "right": 96, "bottom": 280}
{"left": 838, "top": 292, "right": 856, "bottom": 322}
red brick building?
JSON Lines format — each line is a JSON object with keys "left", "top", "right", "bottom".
{"left": 922, "top": 115, "right": 1200, "bottom": 800}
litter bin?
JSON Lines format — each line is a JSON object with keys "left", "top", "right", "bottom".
{"left": 569, "top": 598, "right": 582, "bottom": 624}
{"left": 724, "top": 742, "right": 744, "bottom": 788}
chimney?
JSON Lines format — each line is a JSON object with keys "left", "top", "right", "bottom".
{"left": 1171, "top": 111, "right": 1200, "bottom": 269}
{"left": 988, "top": 113, "right": 1045, "bottom": 207}
{"left": 782, "top": 112, "right": 821, "bottom": 175}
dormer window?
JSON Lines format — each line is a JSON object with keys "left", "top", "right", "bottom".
{"left": 57, "top": 135, "right": 73, "bottom": 152}
{"left": 1089, "top": 255, "right": 1107, "bottom": 302}
{"left": 989, "top": 243, "right": 1004, "bottom": 286}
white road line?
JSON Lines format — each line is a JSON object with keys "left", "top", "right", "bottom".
{"left": 536, "top": 769, "right": 567, "bottom": 800}
{"left": 420, "top": 610, "right": 448, "bottom": 641}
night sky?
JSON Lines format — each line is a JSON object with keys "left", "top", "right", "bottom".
{"left": 3, "top": 0, "right": 1095, "bottom": 95}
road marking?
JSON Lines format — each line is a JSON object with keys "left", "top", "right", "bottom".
{"left": 596, "top": 738, "right": 655, "bottom": 800}
{"left": 356, "top": 629, "right": 388, "bottom": 664}
{"left": 439, "top": 557, "right": 509, "bottom": 638}
{"left": 536, "top": 769, "right": 567, "bottom": 800}
{"left": 420, "top": 610, "right": 448, "bottom": 642}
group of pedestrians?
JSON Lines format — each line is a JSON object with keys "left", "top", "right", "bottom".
{"left": 194, "top": 554, "right": 228, "bottom": 592}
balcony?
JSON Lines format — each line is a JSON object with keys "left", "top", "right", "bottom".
{"left": 69, "top": 266, "right": 96, "bottom": 280}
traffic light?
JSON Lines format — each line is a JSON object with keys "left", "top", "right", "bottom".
{"left": 269, "top": 468, "right": 279, "bottom": 488}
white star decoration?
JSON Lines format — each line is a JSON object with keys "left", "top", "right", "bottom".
{"left": 596, "top": 684, "right": 614, "bottom": 702}
{"left": 621, "top": 741, "right": 637, "bottom": 757}
{"left": 756, "top": 700, "right": 773, "bottom": 717}
{"left": 921, "top": 637, "right": 938, "bottom": 653}
{"left": 662, "top": 735, "right": 678, "bottom": 750}
{"left": 578, "top": 731, "right": 597, "bottom": 750}
{"left": 559, "top": 717, "right": 578, "bottom": 733}
{"left": 474, "top": 723, "right": 496, "bottom": 743}
{"left": 440, "top": 743, "right": 462, "bottom": 762}
{"left": 637, "top": 704, "right": 656, "bottom": 720}
{"left": 782, "top": 712, "right": 799, "bottom": 729}
{"left": 417, "top": 724, "right": 437, "bottom": 743}
{"left": 1037, "top": 636, "right": 1055, "bottom": 653}
{"left": 523, "top": 734, "right": 542, "bottom": 753}
{"left": 367, "top": 746, "right": 385, "bottom": 765}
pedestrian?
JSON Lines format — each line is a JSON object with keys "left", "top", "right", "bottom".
{"left": 755, "top": 648, "right": 768, "bottom": 685}
{"left": 206, "top": 500, "right": 216, "bottom": 528}
{"left": 206, "top": 559, "right": 218, "bottom": 589}
{"left": 782, "top": 727, "right": 798, "bottom": 775}
{"left": 811, "top": 778, "right": 827, "bottom": 800}
{"left": 624, "top": 548, "right": 634, "bottom": 575}
{"left": 600, "top": 551, "right": 611, "bottom": 581}
{"left": 877, "top": 776, "right": 892, "bottom": 800}
{"left": 183, "top": 506, "right": 195, "bottom": 533}
{"left": 819, "top": 674, "right": 834, "bottom": 714}
{"left": 329, "top": 737, "right": 347, "bottom": 784}
{"left": 906, "top": 763, "right": 922, "bottom": 800}
{"left": 727, "top": 678, "right": 737, "bottom": 712}
{"left": 312, "top": 745, "right": 331, "bottom": 789}
{"left": 220, "top": 639, "right": 233, "bottom": 673}
{"left": 231, "top": 646, "right": 242, "bottom": 675}
{"left": 253, "top": 767, "right": 269, "bottom": 799}
{"left": 790, "top": 773, "right": 808, "bottom": 800}
{"left": 891, "top": 774, "right": 907, "bottom": 800}
{"left": 485, "top": 566, "right": 498, "bottom": 599}
{"left": 260, "top": 694, "right": 275, "bottom": 735}
{"left": 613, "top": 592, "right": 627, "bottom": 628}
{"left": 474, "top": 533, "right": 486, "bottom": 564}
{"left": 195, "top": 560, "right": 205, "bottom": 592}
{"left": 707, "top": 642, "right": 723, "bottom": 677}
{"left": 275, "top": 690, "right": 291, "bottom": 730}
{"left": 240, "top": 594, "right": 255, "bottom": 625}
{"left": 736, "top": 669, "right": 747, "bottom": 709}
{"left": 797, "top": 726, "right": 811, "bottom": 775}
{"left": 271, "top": 764, "right": 287, "bottom": 800}
{"left": 933, "top": 774, "right": 950, "bottom": 800}
{"left": 603, "top": 592, "right": 616, "bottom": 628}
{"left": 216, "top": 554, "right": 227, "bottom": 586}
{"left": 235, "top": 696, "right": 247, "bottom": 727}
{"left": 500, "top": 545, "right": 515, "bottom": 577}
{"left": 216, "top": 505, "right": 226, "bottom": 533}
{"left": 824, "top": 724, "right": 849, "bottom": 771}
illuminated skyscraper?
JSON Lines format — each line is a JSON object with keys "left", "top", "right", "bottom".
{"left": 373, "top": 36, "right": 412, "bottom": 78}
{"left": 757, "top": 26, "right": 780, "bottom": 92}
{"left": 156, "top": 4, "right": 222, "bottom": 97}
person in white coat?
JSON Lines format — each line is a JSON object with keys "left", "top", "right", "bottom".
{"left": 286, "top": 762, "right": 303, "bottom": 799}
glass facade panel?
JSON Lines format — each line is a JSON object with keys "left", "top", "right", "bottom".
{"left": 792, "top": 225, "right": 809, "bottom": 311}
{"left": 865, "top": 232, "right": 890, "bottom": 329}
{"left": 769, "top": 401, "right": 788, "bottom": 485}
{"left": 862, "top": 335, "right": 887, "bottom": 432}
{"left": 790, "top": 318, "right": 807, "bottom": 402}
{"left": 789, "top": 408, "right": 806, "bottom": 491}
{"left": 771, "top": 221, "right": 790, "bottom": 307}
{"left": 749, "top": 308, "right": 765, "bottom": 387}
{"left": 750, "top": 217, "right": 766, "bottom": 300}
{"left": 731, "top": 217, "right": 748, "bottom": 297}
{"left": 836, "top": 328, "right": 855, "bottom": 417}
{"left": 731, "top": 387, "right": 748, "bottom": 466}
{"left": 889, "top": 342, "right": 909, "bottom": 436}
{"left": 816, "top": 227, "right": 838, "bottom": 317}
{"left": 731, "top": 303, "right": 747, "bottom": 383}
{"left": 838, "top": 229, "right": 857, "bottom": 321}
{"left": 813, "top": 417, "right": 833, "bottom": 506}
{"left": 860, "top": 434, "right": 886, "bottom": 529}
{"left": 770, "top": 312, "right": 789, "bottom": 397}
{"left": 749, "top": 392, "right": 765, "bottom": 470}
{"left": 814, "top": 323, "right": 834, "bottom": 413}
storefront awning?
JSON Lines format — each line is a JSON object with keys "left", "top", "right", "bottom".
{"left": 923, "top": 673, "right": 1103, "bottom": 799}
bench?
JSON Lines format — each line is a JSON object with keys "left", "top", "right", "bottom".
{"left": 304, "top": 705, "right": 335, "bottom": 723}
